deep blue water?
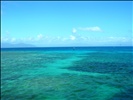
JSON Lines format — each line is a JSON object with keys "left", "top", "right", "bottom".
{"left": 1, "top": 46, "right": 133, "bottom": 100}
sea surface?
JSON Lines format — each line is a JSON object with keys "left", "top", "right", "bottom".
{"left": 1, "top": 46, "right": 133, "bottom": 100}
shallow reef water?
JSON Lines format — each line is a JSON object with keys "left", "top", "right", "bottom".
{"left": 1, "top": 47, "right": 133, "bottom": 100}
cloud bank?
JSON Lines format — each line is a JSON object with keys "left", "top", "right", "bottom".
{"left": 72, "top": 28, "right": 77, "bottom": 33}
{"left": 70, "top": 35, "right": 76, "bottom": 40}
{"left": 79, "top": 26, "right": 102, "bottom": 32}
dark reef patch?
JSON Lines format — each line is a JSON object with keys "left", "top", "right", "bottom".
{"left": 64, "top": 52, "right": 133, "bottom": 74}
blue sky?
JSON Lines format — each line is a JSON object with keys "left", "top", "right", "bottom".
{"left": 1, "top": 1, "right": 133, "bottom": 47}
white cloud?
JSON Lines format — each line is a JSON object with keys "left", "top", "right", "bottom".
{"left": 1, "top": 37, "right": 17, "bottom": 43}
{"left": 108, "top": 37, "right": 128, "bottom": 42}
{"left": 79, "top": 26, "right": 102, "bottom": 32}
{"left": 57, "top": 36, "right": 60, "bottom": 39}
{"left": 37, "top": 34, "right": 43, "bottom": 39}
{"left": 11, "top": 38, "right": 16, "bottom": 42}
{"left": 1, "top": 37, "right": 9, "bottom": 42}
{"left": 72, "top": 28, "right": 77, "bottom": 33}
{"left": 1, "top": 35, "right": 132, "bottom": 47}
{"left": 28, "top": 37, "right": 34, "bottom": 41}
{"left": 70, "top": 35, "right": 76, "bottom": 40}
{"left": 33, "top": 34, "right": 44, "bottom": 41}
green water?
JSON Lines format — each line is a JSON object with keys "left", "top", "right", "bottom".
{"left": 1, "top": 48, "right": 133, "bottom": 100}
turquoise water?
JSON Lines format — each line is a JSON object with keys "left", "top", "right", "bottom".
{"left": 1, "top": 47, "right": 133, "bottom": 100}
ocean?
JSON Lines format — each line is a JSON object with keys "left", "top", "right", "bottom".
{"left": 1, "top": 46, "right": 133, "bottom": 100}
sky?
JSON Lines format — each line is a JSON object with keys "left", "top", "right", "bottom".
{"left": 1, "top": 1, "right": 133, "bottom": 47}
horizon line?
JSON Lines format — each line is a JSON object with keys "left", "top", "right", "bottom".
{"left": 1, "top": 45, "right": 133, "bottom": 49}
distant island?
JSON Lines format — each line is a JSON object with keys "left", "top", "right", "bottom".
{"left": 1, "top": 43, "right": 36, "bottom": 48}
